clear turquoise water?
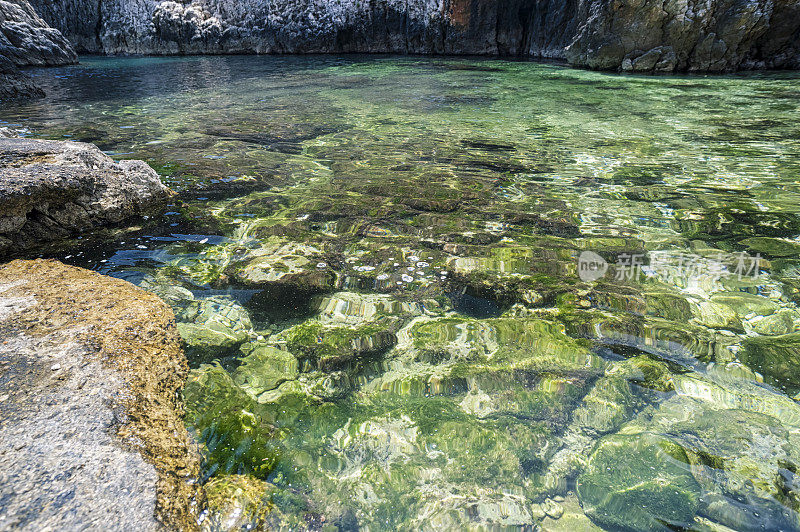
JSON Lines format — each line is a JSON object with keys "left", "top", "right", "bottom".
{"left": 4, "top": 55, "right": 800, "bottom": 530}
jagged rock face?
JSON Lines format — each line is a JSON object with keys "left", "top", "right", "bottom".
{"left": 0, "top": 0, "right": 77, "bottom": 98}
{"left": 26, "top": 0, "right": 800, "bottom": 71}
{"left": 0, "top": 133, "right": 172, "bottom": 255}
{"left": 0, "top": 0, "right": 76, "bottom": 66}
{"left": 566, "top": 0, "right": 800, "bottom": 72}
{"left": 0, "top": 54, "right": 43, "bottom": 97}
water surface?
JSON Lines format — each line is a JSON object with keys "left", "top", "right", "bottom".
{"left": 4, "top": 55, "right": 800, "bottom": 530}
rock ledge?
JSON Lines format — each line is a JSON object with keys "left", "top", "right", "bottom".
{"left": 0, "top": 133, "right": 172, "bottom": 256}
{"left": 0, "top": 259, "right": 205, "bottom": 531}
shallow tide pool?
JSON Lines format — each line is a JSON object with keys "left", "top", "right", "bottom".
{"left": 4, "top": 55, "right": 800, "bottom": 530}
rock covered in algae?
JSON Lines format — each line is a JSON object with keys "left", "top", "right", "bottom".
{"left": 140, "top": 275, "right": 256, "bottom": 363}
{"left": 284, "top": 320, "right": 398, "bottom": 371}
{"left": 0, "top": 137, "right": 171, "bottom": 254}
{"left": 0, "top": 259, "right": 204, "bottom": 530}
{"left": 576, "top": 363, "right": 800, "bottom": 531}
{"left": 651, "top": 398, "right": 800, "bottom": 529}
{"left": 234, "top": 343, "right": 299, "bottom": 398}
{"left": 542, "top": 356, "right": 674, "bottom": 494}
{"left": 577, "top": 432, "right": 702, "bottom": 531}
{"left": 740, "top": 332, "right": 800, "bottom": 392}
{"left": 176, "top": 295, "right": 254, "bottom": 362}
{"left": 746, "top": 308, "right": 800, "bottom": 336}
{"left": 184, "top": 363, "right": 281, "bottom": 479}
{"left": 203, "top": 474, "right": 275, "bottom": 531}
{"left": 233, "top": 238, "right": 331, "bottom": 289}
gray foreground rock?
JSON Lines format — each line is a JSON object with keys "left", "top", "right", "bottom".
{"left": 0, "top": 259, "right": 205, "bottom": 531}
{"left": 25, "top": 0, "right": 800, "bottom": 72}
{"left": 0, "top": 132, "right": 172, "bottom": 255}
{"left": 0, "top": 0, "right": 76, "bottom": 98}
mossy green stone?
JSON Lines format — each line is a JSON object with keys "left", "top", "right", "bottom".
{"left": 740, "top": 333, "right": 800, "bottom": 391}
{"left": 184, "top": 364, "right": 280, "bottom": 478}
{"left": 740, "top": 237, "right": 800, "bottom": 258}
{"left": 284, "top": 321, "right": 397, "bottom": 370}
{"left": 577, "top": 433, "right": 701, "bottom": 531}
{"left": 234, "top": 345, "right": 299, "bottom": 398}
{"left": 710, "top": 292, "right": 779, "bottom": 319}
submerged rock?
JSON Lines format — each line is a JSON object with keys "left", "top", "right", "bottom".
{"left": 0, "top": 259, "right": 204, "bottom": 530}
{"left": 284, "top": 321, "right": 398, "bottom": 371}
{"left": 234, "top": 343, "right": 299, "bottom": 398}
{"left": 0, "top": 54, "right": 42, "bottom": 98}
{"left": 577, "top": 432, "right": 702, "bottom": 531}
{"left": 184, "top": 363, "right": 280, "bottom": 479}
{"left": 740, "top": 332, "right": 800, "bottom": 392}
{"left": 0, "top": 136, "right": 171, "bottom": 255}
{"left": 576, "top": 365, "right": 800, "bottom": 531}
{"left": 203, "top": 474, "right": 274, "bottom": 531}
{"left": 175, "top": 295, "right": 254, "bottom": 363}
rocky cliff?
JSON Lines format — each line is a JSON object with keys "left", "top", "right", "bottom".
{"left": 0, "top": 0, "right": 77, "bottom": 98}
{"left": 24, "top": 0, "right": 800, "bottom": 72}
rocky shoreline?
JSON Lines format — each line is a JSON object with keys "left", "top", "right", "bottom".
{"left": 0, "top": 130, "right": 172, "bottom": 257}
{"left": 0, "top": 0, "right": 796, "bottom": 78}
{"left": 0, "top": 0, "right": 76, "bottom": 98}
{"left": 22, "top": 0, "right": 800, "bottom": 73}
{"left": 0, "top": 259, "right": 205, "bottom": 530}
{"left": 0, "top": 124, "right": 204, "bottom": 527}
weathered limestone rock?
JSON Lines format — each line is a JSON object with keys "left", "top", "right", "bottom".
{"left": 565, "top": 0, "right": 800, "bottom": 72}
{"left": 25, "top": 0, "right": 800, "bottom": 72}
{"left": 0, "top": 0, "right": 76, "bottom": 66}
{"left": 0, "top": 0, "right": 76, "bottom": 99}
{"left": 0, "top": 134, "right": 171, "bottom": 255}
{"left": 0, "top": 54, "right": 41, "bottom": 98}
{"left": 0, "top": 259, "right": 205, "bottom": 530}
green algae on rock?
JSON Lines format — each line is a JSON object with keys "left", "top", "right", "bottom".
{"left": 235, "top": 343, "right": 299, "bottom": 395}
{"left": 184, "top": 363, "right": 281, "bottom": 479}
{"left": 740, "top": 333, "right": 800, "bottom": 392}
{"left": 0, "top": 259, "right": 204, "bottom": 530}
{"left": 5, "top": 56, "right": 800, "bottom": 530}
{"left": 284, "top": 321, "right": 398, "bottom": 371}
{"left": 578, "top": 432, "right": 702, "bottom": 531}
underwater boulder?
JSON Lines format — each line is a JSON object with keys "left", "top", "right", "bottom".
{"left": 411, "top": 317, "right": 602, "bottom": 376}
{"left": 232, "top": 238, "right": 333, "bottom": 290}
{"left": 643, "top": 392, "right": 800, "bottom": 530}
{"left": 746, "top": 308, "right": 800, "bottom": 336}
{"left": 184, "top": 364, "right": 280, "bottom": 478}
{"left": 176, "top": 295, "right": 254, "bottom": 363}
{"left": 740, "top": 237, "right": 800, "bottom": 258}
{"left": 203, "top": 474, "right": 275, "bottom": 531}
{"left": 284, "top": 321, "right": 397, "bottom": 371}
{"left": 692, "top": 300, "right": 741, "bottom": 330}
{"left": 710, "top": 291, "right": 779, "bottom": 320}
{"left": 542, "top": 356, "right": 674, "bottom": 493}
{"left": 234, "top": 343, "right": 299, "bottom": 399}
{"left": 577, "top": 432, "right": 702, "bottom": 531}
{"left": 740, "top": 332, "right": 800, "bottom": 392}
